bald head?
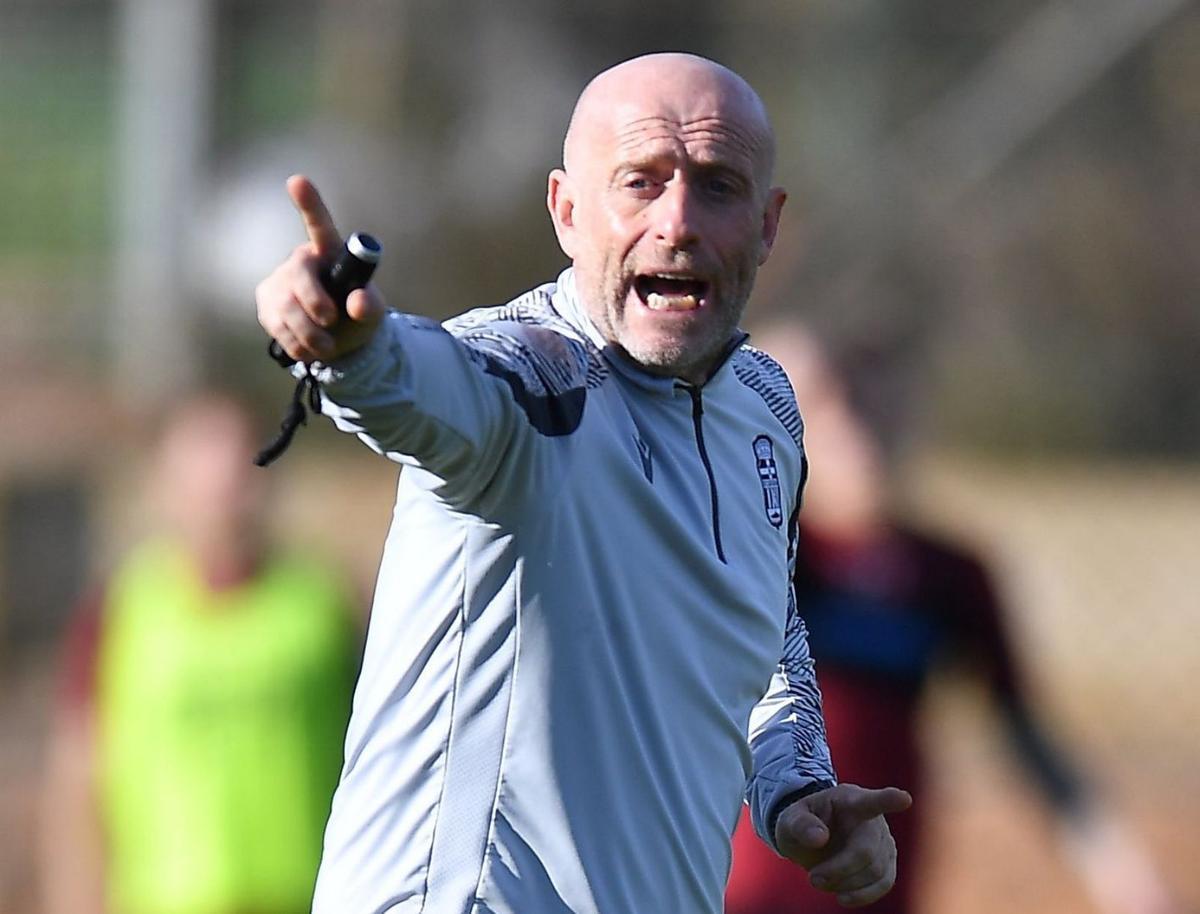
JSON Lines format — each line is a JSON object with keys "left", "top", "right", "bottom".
{"left": 546, "top": 52, "right": 787, "bottom": 384}
{"left": 563, "top": 53, "right": 776, "bottom": 186}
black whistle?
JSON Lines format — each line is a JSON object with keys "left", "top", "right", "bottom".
{"left": 268, "top": 231, "right": 383, "bottom": 368}
{"left": 323, "top": 231, "right": 383, "bottom": 318}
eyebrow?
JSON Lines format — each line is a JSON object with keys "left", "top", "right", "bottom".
{"left": 611, "top": 147, "right": 756, "bottom": 183}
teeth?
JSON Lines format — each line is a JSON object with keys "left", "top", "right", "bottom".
{"left": 646, "top": 292, "right": 699, "bottom": 311}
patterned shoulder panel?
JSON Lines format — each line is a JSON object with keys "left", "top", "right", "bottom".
{"left": 730, "top": 345, "right": 804, "bottom": 451}
{"left": 438, "top": 286, "right": 608, "bottom": 438}
{"left": 442, "top": 286, "right": 608, "bottom": 398}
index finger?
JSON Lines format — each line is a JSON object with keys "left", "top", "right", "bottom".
{"left": 843, "top": 787, "right": 912, "bottom": 820}
{"left": 286, "top": 174, "right": 342, "bottom": 257}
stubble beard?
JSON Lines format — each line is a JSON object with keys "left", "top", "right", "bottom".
{"left": 589, "top": 258, "right": 757, "bottom": 382}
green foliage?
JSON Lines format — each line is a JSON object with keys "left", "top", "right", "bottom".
{"left": 0, "top": 27, "right": 115, "bottom": 263}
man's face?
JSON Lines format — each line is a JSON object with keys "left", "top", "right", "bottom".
{"left": 158, "top": 401, "right": 267, "bottom": 549}
{"left": 550, "top": 63, "right": 785, "bottom": 383}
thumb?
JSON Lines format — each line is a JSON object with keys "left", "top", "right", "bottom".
{"left": 777, "top": 802, "right": 831, "bottom": 852}
{"left": 346, "top": 286, "right": 385, "bottom": 327}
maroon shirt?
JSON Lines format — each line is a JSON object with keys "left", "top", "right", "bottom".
{"left": 726, "top": 523, "right": 1024, "bottom": 914}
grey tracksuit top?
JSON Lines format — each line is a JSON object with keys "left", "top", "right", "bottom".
{"left": 307, "top": 268, "right": 835, "bottom": 914}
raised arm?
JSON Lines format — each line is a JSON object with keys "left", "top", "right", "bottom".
{"left": 255, "top": 177, "right": 578, "bottom": 504}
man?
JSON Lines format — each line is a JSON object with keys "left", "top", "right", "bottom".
{"left": 256, "top": 53, "right": 911, "bottom": 914}
{"left": 40, "top": 392, "right": 359, "bottom": 914}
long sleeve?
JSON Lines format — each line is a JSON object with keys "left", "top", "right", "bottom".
{"left": 308, "top": 303, "right": 591, "bottom": 507}
{"left": 745, "top": 582, "right": 837, "bottom": 851}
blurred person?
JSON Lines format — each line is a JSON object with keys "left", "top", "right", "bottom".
{"left": 725, "top": 324, "right": 1179, "bottom": 914}
{"left": 254, "top": 53, "right": 911, "bottom": 914}
{"left": 39, "top": 391, "right": 359, "bottom": 914}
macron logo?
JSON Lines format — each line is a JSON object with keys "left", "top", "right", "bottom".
{"left": 634, "top": 434, "right": 654, "bottom": 483}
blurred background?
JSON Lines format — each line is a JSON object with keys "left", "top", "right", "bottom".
{"left": 0, "top": 0, "right": 1197, "bottom": 912}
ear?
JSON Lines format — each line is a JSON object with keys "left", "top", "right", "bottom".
{"left": 547, "top": 168, "right": 579, "bottom": 260}
{"left": 757, "top": 186, "right": 787, "bottom": 266}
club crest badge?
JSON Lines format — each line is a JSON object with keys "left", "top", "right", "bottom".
{"left": 753, "top": 435, "right": 783, "bottom": 528}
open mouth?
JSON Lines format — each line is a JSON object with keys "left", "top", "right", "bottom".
{"left": 634, "top": 274, "right": 709, "bottom": 312}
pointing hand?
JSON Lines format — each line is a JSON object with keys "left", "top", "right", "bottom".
{"left": 775, "top": 783, "right": 912, "bottom": 908}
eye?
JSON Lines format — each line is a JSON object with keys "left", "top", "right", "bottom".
{"left": 618, "top": 172, "right": 666, "bottom": 201}
{"left": 703, "top": 175, "right": 741, "bottom": 198}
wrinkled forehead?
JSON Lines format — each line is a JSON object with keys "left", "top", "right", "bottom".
{"left": 566, "top": 65, "right": 774, "bottom": 179}
{"left": 607, "top": 100, "right": 766, "bottom": 172}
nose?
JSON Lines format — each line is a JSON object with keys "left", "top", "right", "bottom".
{"left": 650, "top": 179, "right": 700, "bottom": 251}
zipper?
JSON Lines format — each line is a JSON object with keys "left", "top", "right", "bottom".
{"left": 684, "top": 384, "right": 727, "bottom": 564}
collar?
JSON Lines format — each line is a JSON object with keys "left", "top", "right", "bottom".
{"left": 549, "top": 267, "right": 749, "bottom": 397}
